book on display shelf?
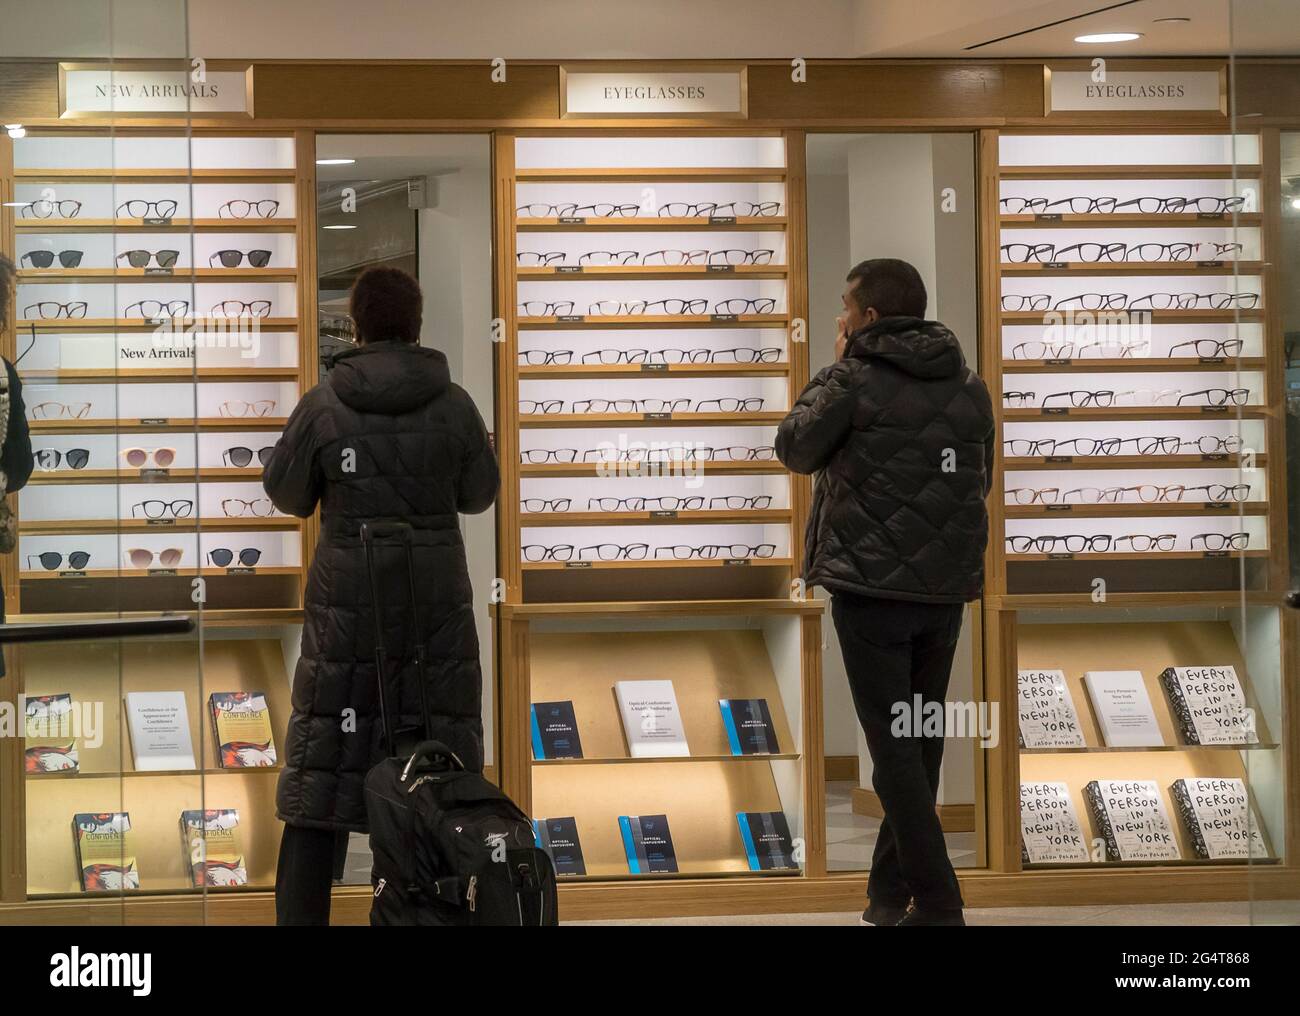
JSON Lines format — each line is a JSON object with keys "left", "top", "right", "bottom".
{"left": 1160, "top": 666, "right": 1258, "bottom": 746}
{"left": 531, "top": 700, "right": 584, "bottom": 760}
{"left": 24, "top": 692, "right": 79, "bottom": 773}
{"left": 618, "top": 814, "right": 679, "bottom": 874}
{"left": 719, "top": 698, "right": 780, "bottom": 755}
{"left": 124, "top": 691, "right": 197, "bottom": 771}
{"left": 209, "top": 691, "right": 278, "bottom": 768}
{"left": 1170, "top": 778, "right": 1268, "bottom": 860}
{"left": 737, "top": 810, "right": 797, "bottom": 871}
{"left": 1019, "top": 781, "right": 1091, "bottom": 864}
{"left": 533, "top": 817, "right": 587, "bottom": 876}
{"left": 180, "top": 809, "right": 248, "bottom": 887}
{"left": 1084, "top": 779, "right": 1180, "bottom": 862}
{"left": 73, "top": 812, "right": 140, "bottom": 892}
{"left": 1083, "top": 671, "right": 1164, "bottom": 748}
{"left": 614, "top": 680, "right": 689, "bottom": 758}
{"left": 1017, "top": 669, "right": 1086, "bottom": 749}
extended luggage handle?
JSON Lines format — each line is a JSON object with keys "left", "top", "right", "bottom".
{"left": 400, "top": 739, "right": 467, "bottom": 782}
{"left": 360, "top": 520, "right": 436, "bottom": 759}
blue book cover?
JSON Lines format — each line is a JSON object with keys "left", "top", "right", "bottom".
{"left": 618, "top": 814, "right": 678, "bottom": 874}
{"left": 737, "top": 811, "right": 797, "bottom": 871}
{"left": 719, "top": 698, "right": 779, "bottom": 755}
{"left": 535, "top": 816, "right": 587, "bottom": 876}
{"left": 530, "top": 700, "right": 583, "bottom": 760}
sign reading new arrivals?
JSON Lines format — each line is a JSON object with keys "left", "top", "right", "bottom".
{"left": 60, "top": 64, "right": 252, "bottom": 116}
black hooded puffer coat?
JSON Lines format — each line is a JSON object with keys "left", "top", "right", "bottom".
{"left": 776, "top": 316, "right": 994, "bottom": 604}
{"left": 265, "top": 340, "right": 498, "bottom": 831}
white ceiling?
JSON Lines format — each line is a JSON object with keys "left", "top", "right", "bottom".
{"left": 0, "top": 0, "right": 1297, "bottom": 59}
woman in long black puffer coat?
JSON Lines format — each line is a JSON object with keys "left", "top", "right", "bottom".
{"left": 264, "top": 266, "right": 498, "bottom": 925}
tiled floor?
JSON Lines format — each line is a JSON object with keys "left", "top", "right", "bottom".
{"left": 826, "top": 780, "right": 976, "bottom": 872}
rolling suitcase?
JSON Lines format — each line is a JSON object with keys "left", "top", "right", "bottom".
{"left": 359, "top": 520, "right": 557, "bottom": 926}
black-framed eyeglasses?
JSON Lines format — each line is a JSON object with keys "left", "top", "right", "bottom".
{"left": 208, "top": 548, "right": 263, "bottom": 568}
{"left": 523, "top": 544, "right": 576, "bottom": 562}
{"left": 210, "top": 249, "right": 272, "bottom": 268}
{"left": 23, "top": 301, "right": 87, "bottom": 319}
{"left": 1005, "top": 534, "right": 1113, "bottom": 554}
{"left": 516, "top": 203, "right": 579, "bottom": 217}
{"left": 1191, "top": 532, "right": 1250, "bottom": 551}
{"left": 578, "top": 250, "right": 638, "bottom": 266}
{"left": 1041, "top": 389, "right": 1115, "bottom": 408}
{"left": 694, "top": 397, "right": 766, "bottom": 413}
{"left": 1046, "top": 196, "right": 1118, "bottom": 214}
{"left": 999, "top": 197, "right": 1048, "bottom": 214}
{"left": 1182, "top": 483, "right": 1250, "bottom": 503}
{"left": 218, "top": 199, "right": 280, "bottom": 219}
{"left": 713, "top": 298, "right": 778, "bottom": 315}
{"left": 571, "top": 398, "right": 692, "bottom": 414}
{"left": 518, "top": 301, "right": 575, "bottom": 316}
{"left": 1003, "top": 391, "right": 1036, "bottom": 406}
{"left": 1001, "top": 294, "right": 1051, "bottom": 312}
{"left": 20, "top": 250, "right": 83, "bottom": 269}
{"left": 1052, "top": 292, "right": 1128, "bottom": 310}
{"left": 34, "top": 447, "right": 90, "bottom": 470}
{"left": 117, "top": 249, "right": 179, "bottom": 269}
{"left": 518, "top": 349, "right": 575, "bottom": 365}
{"left": 520, "top": 449, "right": 579, "bottom": 464}
{"left": 1115, "top": 534, "right": 1178, "bottom": 552}
{"left": 211, "top": 300, "right": 272, "bottom": 318}
{"left": 517, "top": 251, "right": 567, "bottom": 266}
{"left": 21, "top": 200, "right": 81, "bottom": 218}
{"left": 653, "top": 543, "right": 777, "bottom": 560}
{"left": 27, "top": 551, "right": 91, "bottom": 571}
{"left": 521, "top": 498, "right": 572, "bottom": 513}
{"left": 222, "top": 446, "right": 274, "bottom": 468}
{"left": 579, "top": 348, "right": 648, "bottom": 364}
{"left": 125, "top": 299, "right": 189, "bottom": 319}
{"left": 131, "top": 499, "right": 193, "bottom": 519}
{"left": 1180, "top": 435, "right": 1243, "bottom": 454}
{"left": 708, "top": 495, "right": 773, "bottom": 510}
{"left": 570, "top": 203, "right": 640, "bottom": 218}
{"left": 1175, "top": 388, "right": 1250, "bottom": 406}
{"left": 519, "top": 399, "right": 565, "bottom": 415}
{"left": 708, "top": 248, "right": 776, "bottom": 265}
{"left": 1169, "top": 338, "right": 1244, "bottom": 358}
{"left": 116, "top": 199, "right": 178, "bottom": 219}
{"left": 578, "top": 543, "right": 650, "bottom": 561}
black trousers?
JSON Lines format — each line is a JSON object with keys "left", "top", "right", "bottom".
{"left": 275, "top": 824, "right": 350, "bottom": 926}
{"left": 831, "top": 591, "right": 966, "bottom": 912}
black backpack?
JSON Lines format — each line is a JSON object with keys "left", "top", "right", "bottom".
{"left": 359, "top": 521, "right": 558, "bottom": 926}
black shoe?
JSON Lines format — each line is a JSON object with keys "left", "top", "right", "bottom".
{"left": 896, "top": 907, "right": 965, "bottom": 926}
{"left": 859, "top": 899, "right": 910, "bottom": 926}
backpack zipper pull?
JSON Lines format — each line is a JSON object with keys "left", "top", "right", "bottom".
{"left": 467, "top": 875, "right": 477, "bottom": 912}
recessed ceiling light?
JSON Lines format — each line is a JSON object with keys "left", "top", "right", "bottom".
{"left": 1291, "top": 197, "right": 1300, "bottom": 210}
{"left": 316, "top": 158, "right": 356, "bottom": 166}
{"left": 322, "top": 223, "right": 357, "bottom": 230}
{"left": 1154, "top": 17, "right": 1191, "bottom": 24}
{"left": 1075, "top": 32, "right": 1143, "bottom": 43}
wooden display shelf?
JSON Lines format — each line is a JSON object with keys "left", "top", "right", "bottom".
{"left": 533, "top": 753, "right": 800, "bottom": 766}
{"left": 20, "top": 367, "right": 299, "bottom": 382}
{"left": 518, "top": 411, "right": 786, "bottom": 429}
{"left": 522, "top": 556, "right": 793, "bottom": 571}
{"left": 1001, "top": 357, "right": 1267, "bottom": 374}
{"left": 14, "top": 168, "right": 295, "bottom": 182}
{"left": 519, "top": 460, "right": 784, "bottom": 478}
{"left": 15, "top": 218, "right": 297, "bottom": 232}
{"left": 520, "top": 509, "right": 792, "bottom": 527}
{"left": 1020, "top": 743, "right": 1279, "bottom": 755}
{"left": 519, "top": 362, "right": 789, "bottom": 379}
{"left": 999, "top": 213, "right": 1263, "bottom": 228}
{"left": 26, "top": 468, "right": 264, "bottom": 484}
{"left": 19, "top": 517, "right": 298, "bottom": 535}
{"left": 517, "top": 216, "right": 787, "bottom": 232}
{"left": 517, "top": 314, "right": 787, "bottom": 329}
{"left": 517, "top": 264, "right": 787, "bottom": 280}
{"left": 1001, "top": 309, "right": 1263, "bottom": 324}
{"left": 30, "top": 418, "right": 288, "bottom": 434}
{"left": 1002, "top": 407, "right": 1269, "bottom": 421}
{"left": 1000, "top": 261, "right": 1263, "bottom": 276}
{"left": 18, "top": 267, "right": 297, "bottom": 282}
{"left": 1007, "top": 549, "right": 1269, "bottom": 563}
{"left": 26, "top": 766, "right": 282, "bottom": 780}
{"left": 1003, "top": 453, "right": 1264, "bottom": 471}
{"left": 20, "top": 566, "right": 301, "bottom": 580}
{"left": 1004, "top": 502, "right": 1269, "bottom": 519}
{"left": 8, "top": 606, "right": 304, "bottom": 625}
{"left": 17, "top": 318, "right": 298, "bottom": 331}
{"left": 998, "top": 164, "right": 1263, "bottom": 180}
{"left": 515, "top": 167, "right": 786, "bottom": 182}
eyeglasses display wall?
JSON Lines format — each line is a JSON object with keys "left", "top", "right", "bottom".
{"left": 497, "top": 134, "right": 814, "bottom": 886}
{"left": 996, "top": 133, "right": 1279, "bottom": 594}
{"left": 8, "top": 132, "right": 305, "bottom": 615}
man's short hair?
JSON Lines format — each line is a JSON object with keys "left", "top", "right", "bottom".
{"left": 349, "top": 266, "right": 423, "bottom": 344}
{"left": 845, "top": 258, "right": 927, "bottom": 319}
{"left": 0, "top": 254, "right": 13, "bottom": 329}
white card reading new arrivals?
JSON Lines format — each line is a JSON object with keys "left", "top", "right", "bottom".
{"left": 124, "top": 691, "right": 196, "bottom": 771}
{"left": 615, "top": 680, "right": 689, "bottom": 757}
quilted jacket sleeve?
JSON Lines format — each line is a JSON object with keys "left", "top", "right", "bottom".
{"left": 776, "top": 359, "right": 861, "bottom": 475}
{"left": 2, "top": 359, "right": 33, "bottom": 493}
{"left": 263, "top": 394, "right": 325, "bottom": 518}
{"left": 456, "top": 392, "right": 499, "bottom": 515}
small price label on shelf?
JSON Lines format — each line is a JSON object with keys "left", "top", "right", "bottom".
{"left": 1043, "top": 407, "right": 1069, "bottom": 415}
{"left": 146, "top": 519, "right": 176, "bottom": 527}
{"left": 1045, "top": 504, "right": 1073, "bottom": 512}
{"left": 1200, "top": 406, "right": 1230, "bottom": 414}
{"left": 140, "top": 417, "right": 169, "bottom": 425}
{"left": 710, "top": 313, "right": 738, "bottom": 322}
{"left": 643, "top": 412, "right": 671, "bottom": 421}
{"left": 146, "top": 568, "right": 178, "bottom": 577}
{"left": 1203, "top": 550, "right": 1230, "bottom": 558}
{"left": 1044, "top": 358, "right": 1073, "bottom": 366}
{"left": 650, "top": 510, "right": 678, "bottom": 519}
{"left": 640, "top": 363, "right": 668, "bottom": 373}
{"left": 1198, "top": 357, "right": 1226, "bottom": 365}
{"left": 557, "top": 216, "right": 586, "bottom": 224}
{"left": 1197, "top": 260, "right": 1225, "bottom": 269}
{"left": 1043, "top": 261, "right": 1068, "bottom": 270}
{"left": 564, "top": 560, "right": 592, "bottom": 568}
{"left": 722, "top": 558, "right": 752, "bottom": 566}
{"left": 1196, "top": 211, "right": 1228, "bottom": 221}
{"left": 139, "top": 468, "right": 170, "bottom": 479}
{"left": 1047, "top": 552, "right": 1075, "bottom": 560}
{"left": 1045, "top": 455, "right": 1074, "bottom": 463}
{"left": 1205, "top": 502, "right": 1231, "bottom": 510}
{"left": 708, "top": 215, "right": 737, "bottom": 225}
{"left": 707, "top": 264, "right": 736, "bottom": 274}
{"left": 144, "top": 267, "right": 174, "bottom": 277}
{"left": 555, "top": 265, "right": 583, "bottom": 274}
{"left": 1201, "top": 453, "right": 1229, "bottom": 461}
{"left": 556, "top": 314, "right": 585, "bottom": 323}
{"left": 1033, "top": 213, "right": 1063, "bottom": 222}
{"left": 57, "top": 570, "right": 87, "bottom": 578}
{"left": 142, "top": 216, "right": 172, "bottom": 226}
{"left": 226, "top": 566, "right": 257, "bottom": 575}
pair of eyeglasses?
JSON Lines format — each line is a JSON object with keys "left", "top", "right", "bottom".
{"left": 519, "top": 444, "right": 776, "bottom": 464}
{"left": 658, "top": 202, "right": 782, "bottom": 218}
{"left": 221, "top": 498, "right": 274, "bottom": 518}
{"left": 522, "top": 543, "right": 649, "bottom": 562}
{"left": 30, "top": 402, "right": 91, "bottom": 420}
{"left": 654, "top": 543, "right": 777, "bottom": 559}
{"left": 116, "top": 200, "right": 178, "bottom": 219}
{"left": 28, "top": 551, "right": 90, "bottom": 570}
{"left": 1130, "top": 292, "right": 1260, "bottom": 310}
{"left": 516, "top": 203, "right": 640, "bottom": 218}
{"left": 519, "top": 498, "right": 572, "bottom": 513}
{"left": 125, "top": 547, "right": 183, "bottom": 569}
{"left": 121, "top": 447, "right": 175, "bottom": 468}
{"left": 1177, "top": 388, "right": 1250, "bottom": 406}
{"left": 210, "top": 300, "right": 272, "bottom": 318}
{"left": 1008, "top": 340, "right": 1147, "bottom": 360}
{"left": 1006, "top": 534, "right": 1114, "bottom": 554}
{"left": 1193, "top": 532, "right": 1250, "bottom": 551}
{"left": 117, "top": 250, "right": 179, "bottom": 269}
{"left": 1169, "top": 339, "right": 1244, "bottom": 358}
{"left": 23, "top": 302, "right": 87, "bottom": 320}
{"left": 208, "top": 547, "right": 262, "bottom": 567}
{"left": 209, "top": 249, "right": 273, "bottom": 268}
{"left": 218, "top": 199, "right": 280, "bottom": 219}
{"left": 20, "top": 250, "right": 83, "bottom": 269}
{"left": 132, "top": 499, "right": 192, "bottom": 519}
{"left": 35, "top": 447, "right": 90, "bottom": 470}
{"left": 21, "top": 200, "right": 82, "bottom": 218}
{"left": 223, "top": 446, "right": 274, "bottom": 467}
{"left": 218, "top": 401, "right": 277, "bottom": 418}
{"left": 1003, "top": 436, "right": 1183, "bottom": 457}
{"left": 1016, "top": 389, "right": 1192, "bottom": 408}
{"left": 126, "top": 299, "right": 189, "bottom": 318}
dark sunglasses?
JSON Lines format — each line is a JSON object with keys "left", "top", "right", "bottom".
{"left": 28, "top": 551, "right": 91, "bottom": 571}
{"left": 117, "top": 249, "right": 179, "bottom": 269}
{"left": 21, "top": 250, "right": 83, "bottom": 269}
{"left": 34, "top": 448, "right": 90, "bottom": 470}
{"left": 207, "top": 547, "right": 262, "bottom": 568}
{"left": 209, "top": 249, "right": 272, "bottom": 269}
{"left": 222, "top": 446, "right": 274, "bottom": 468}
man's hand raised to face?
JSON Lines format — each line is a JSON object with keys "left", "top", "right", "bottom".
{"left": 834, "top": 315, "right": 849, "bottom": 361}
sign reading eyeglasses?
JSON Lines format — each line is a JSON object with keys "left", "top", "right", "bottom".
{"left": 561, "top": 65, "right": 747, "bottom": 118}
{"left": 1048, "top": 65, "right": 1225, "bottom": 114}
{"left": 59, "top": 62, "right": 253, "bottom": 117}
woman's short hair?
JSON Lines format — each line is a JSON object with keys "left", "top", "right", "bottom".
{"left": 349, "top": 266, "right": 423, "bottom": 344}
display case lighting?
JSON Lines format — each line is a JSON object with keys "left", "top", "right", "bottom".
{"left": 1074, "top": 32, "right": 1142, "bottom": 43}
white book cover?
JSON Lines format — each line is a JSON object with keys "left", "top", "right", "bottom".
{"left": 1017, "top": 669, "right": 1086, "bottom": 748}
{"left": 1083, "top": 670, "right": 1164, "bottom": 747}
{"left": 1171, "top": 778, "right": 1269, "bottom": 860}
{"left": 614, "top": 680, "right": 689, "bottom": 758}
{"left": 1162, "top": 666, "right": 1258, "bottom": 746}
{"left": 1086, "top": 779, "right": 1181, "bottom": 862}
{"left": 1020, "top": 782, "right": 1090, "bottom": 864}
{"left": 124, "top": 691, "right": 196, "bottom": 771}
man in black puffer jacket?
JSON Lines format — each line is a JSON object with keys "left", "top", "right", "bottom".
{"left": 777, "top": 258, "right": 993, "bottom": 927}
{"left": 265, "top": 266, "right": 498, "bottom": 925}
